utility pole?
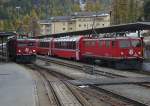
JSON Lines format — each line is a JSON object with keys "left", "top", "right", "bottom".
{"left": 46, "top": 0, "right": 49, "bottom": 19}
{"left": 16, "top": 6, "right": 21, "bottom": 20}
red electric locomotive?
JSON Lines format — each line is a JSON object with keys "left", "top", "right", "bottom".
{"left": 81, "top": 36, "right": 143, "bottom": 68}
{"left": 7, "top": 38, "right": 36, "bottom": 63}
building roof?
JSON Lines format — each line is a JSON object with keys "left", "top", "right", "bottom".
{"left": 39, "top": 12, "right": 110, "bottom": 23}
{"left": 53, "top": 36, "right": 83, "bottom": 42}
{"left": 51, "top": 16, "right": 72, "bottom": 21}
{"left": 0, "top": 32, "right": 16, "bottom": 38}
{"left": 38, "top": 20, "right": 51, "bottom": 24}
{"left": 72, "top": 12, "right": 109, "bottom": 17}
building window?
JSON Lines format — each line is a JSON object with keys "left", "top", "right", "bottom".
{"left": 84, "top": 24, "right": 86, "bottom": 27}
{"left": 102, "top": 24, "right": 105, "bottom": 26}
{"left": 46, "top": 24, "right": 51, "bottom": 27}
{"left": 79, "top": 24, "right": 81, "bottom": 27}
{"left": 63, "top": 22, "right": 65, "bottom": 26}
{"left": 63, "top": 28, "right": 66, "bottom": 30}
{"left": 69, "top": 28, "right": 72, "bottom": 30}
{"left": 78, "top": 19, "right": 81, "bottom": 21}
{"left": 96, "top": 23, "right": 100, "bottom": 26}
{"left": 46, "top": 29, "right": 50, "bottom": 32}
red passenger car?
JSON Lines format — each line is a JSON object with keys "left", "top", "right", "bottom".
{"left": 52, "top": 36, "right": 84, "bottom": 60}
{"left": 36, "top": 38, "right": 53, "bottom": 55}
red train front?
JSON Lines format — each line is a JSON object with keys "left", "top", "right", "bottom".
{"left": 7, "top": 38, "right": 36, "bottom": 63}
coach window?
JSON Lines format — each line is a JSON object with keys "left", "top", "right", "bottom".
{"left": 59, "top": 42, "right": 62, "bottom": 48}
{"left": 72, "top": 41, "right": 76, "bottom": 49}
{"left": 56, "top": 42, "right": 58, "bottom": 48}
{"left": 39, "top": 42, "right": 42, "bottom": 47}
{"left": 91, "top": 41, "right": 96, "bottom": 46}
{"left": 55, "top": 42, "right": 57, "bottom": 48}
{"left": 58, "top": 42, "right": 60, "bottom": 48}
{"left": 60, "top": 42, "right": 63, "bottom": 48}
{"left": 106, "top": 41, "right": 110, "bottom": 48}
{"left": 67, "top": 42, "right": 70, "bottom": 49}
{"left": 112, "top": 41, "right": 116, "bottom": 48}
{"left": 66, "top": 42, "right": 69, "bottom": 49}
{"left": 70, "top": 42, "right": 72, "bottom": 49}
{"left": 63, "top": 42, "right": 67, "bottom": 48}
{"left": 59, "top": 42, "right": 61, "bottom": 48}
{"left": 99, "top": 40, "right": 103, "bottom": 48}
{"left": 84, "top": 41, "right": 90, "bottom": 47}
{"left": 46, "top": 42, "right": 49, "bottom": 47}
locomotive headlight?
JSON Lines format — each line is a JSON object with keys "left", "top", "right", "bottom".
{"left": 121, "top": 52, "right": 124, "bottom": 55}
{"left": 33, "top": 50, "right": 36, "bottom": 52}
{"left": 138, "top": 51, "right": 141, "bottom": 55}
{"left": 18, "top": 50, "right": 21, "bottom": 53}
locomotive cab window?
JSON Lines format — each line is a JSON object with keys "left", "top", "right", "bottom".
{"left": 84, "top": 41, "right": 96, "bottom": 47}
{"left": 99, "top": 40, "right": 103, "bottom": 48}
{"left": 119, "top": 40, "right": 130, "bottom": 48}
{"left": 28, "top": 42, "right": 36, "bottom": 47}
{"left": 17, "top": 42, "right": 27, "bottom": 47}
{"left": 105, "top": 41, "right": 110, "bottom": 48}
{"left": 91, "top": 41, "right": 96, "bottom": 46}
{"left": 131, "top": 40, "right": 141, "bottom": 47}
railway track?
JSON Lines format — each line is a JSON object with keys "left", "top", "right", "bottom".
{"left": 35, "top": 55, "right": 150, "bottom": 105}
{"left": 26, "top": 64, "right": 90, "bottom": 106}
{"left": 26, "top": 64, "right": 132, "bottom": 106}
{"left": 37, "top": 55, "right": 149, "bottom": 78}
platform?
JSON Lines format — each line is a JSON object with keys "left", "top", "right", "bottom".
{"left": 0, "top": 63, "right": 36, "bottom": 106}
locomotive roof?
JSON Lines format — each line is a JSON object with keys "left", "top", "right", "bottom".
{"left": 53, "top": 36, "right": 83, "bottom": 42}
{"left": 84, "top": 37, "right": 141, "bottom": 41}
{"left": 17, "top": 39, "right": 37, "bottom": 42}
{"left": 38, "top": 38, "right": 53, "bottom": 42}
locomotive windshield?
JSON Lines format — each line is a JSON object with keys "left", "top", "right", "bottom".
{"left": 17, "top": 42, "right": 27, "bottom": 47}
{"left": 28, "top": 42, "right": 36, "bottom": 47}
{"left": 131, "top": 40, "right": 141, "bottom": 47}
{"left": 119, "top": 40, "right": 131, "bottom": 48}
{"left": 120, "top": 39, "right": 142, "bottom": 48}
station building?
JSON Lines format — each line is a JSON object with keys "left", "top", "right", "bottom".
{"left": 39, "top": 12, "right": 110, "bottom": 35}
